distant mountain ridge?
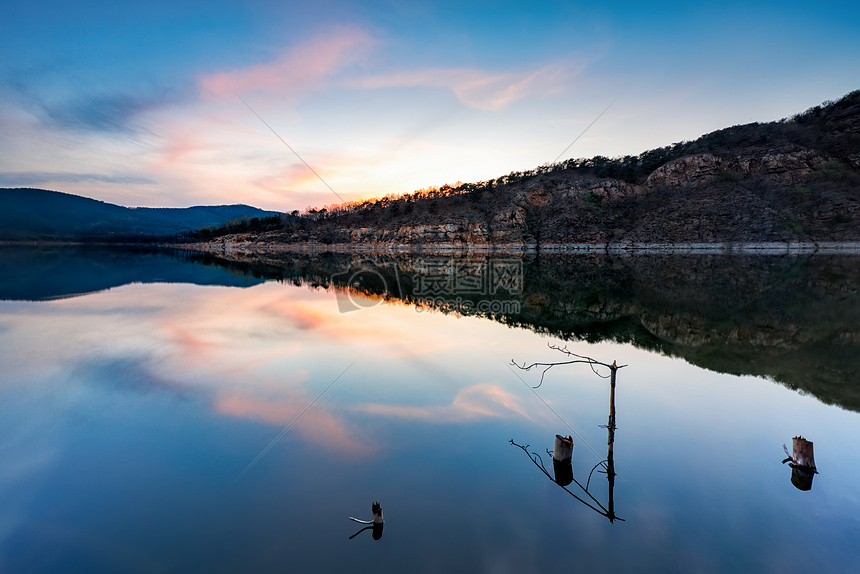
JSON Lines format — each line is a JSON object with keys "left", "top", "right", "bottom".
{"left": 0, "top": 188, "right": 279, "bottom": 241}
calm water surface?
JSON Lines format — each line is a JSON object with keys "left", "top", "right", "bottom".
{"left": 1, "top": 247, "right": 859, "bottom": 573}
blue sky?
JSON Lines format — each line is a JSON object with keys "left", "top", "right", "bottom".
{"left": 1, "top": 0, "right": 858, "bottom": 211}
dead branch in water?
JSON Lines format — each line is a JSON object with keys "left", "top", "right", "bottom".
{"left": 511, "top": 343, "right": 627, "bottom": 388}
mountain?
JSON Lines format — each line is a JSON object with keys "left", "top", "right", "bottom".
{"left": 191, "top": 90, "right": 860, "bottom": 248}
{"left": 0, "top": 188, "right": 280, "bottom": 241}
{"left": 0, "top": 246, "right": 266, "bottom": 301}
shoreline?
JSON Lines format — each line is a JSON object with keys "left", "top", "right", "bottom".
{"left": 177, "top": 240, "right": 860, "bottom": 256}
{"left": 4, "top": 239, "right": 860, "bottom": 255}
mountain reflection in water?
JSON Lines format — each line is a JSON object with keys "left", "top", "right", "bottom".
{"left": 2, "top": 246, "right": 858, "bottom": 411}
{"left": 199, "top": 249, "right": 860, "bottom": 412}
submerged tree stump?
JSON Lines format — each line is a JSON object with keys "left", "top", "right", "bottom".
{"left": 371, "top": 501, "right": 384, "bottom": 540}
{"left": 372, "top": 501, "right": 384, "bottom": 525}
{"left": 552, "top": 435, "right": 574, "bottom": 487}
{"left": 783, "top": 436, "right": 817, "bottom": 471}
{"left": 783, "top": 436, "right": 818, "bottom": 491}
{"left": 553, "top": 435, "right": 574, "bottom": 463}
{"left": 791, "top": 437, "right": 816, "bottom": 471}
{"left": 348, "top": 501, "right": 384, "bottom": 540}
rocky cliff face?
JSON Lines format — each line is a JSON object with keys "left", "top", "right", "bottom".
{"left": 256, "top": 147, "right": 857, "bottom": 246}
{"left": 644, "top": 150, "right": 825, "bottom": 188}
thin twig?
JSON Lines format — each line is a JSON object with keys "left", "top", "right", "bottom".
{"left": 511, "top": 343, "right": 626, "bottom": 388}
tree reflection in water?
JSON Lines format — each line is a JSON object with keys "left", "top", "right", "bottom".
{"left": 511, "top": 348, "right": 624, "bottom": 522}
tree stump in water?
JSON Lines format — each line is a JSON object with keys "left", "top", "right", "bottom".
{"left": 553, "top": 435, "right": 573, "bottom": 463}
{"left": 348, "top": 501, "right": 384, "bottom": 540}
{"left": 552, "top": 435, "right": 574, "bottom": 487}
{"left": 791, "top": 437, "right": 816, "bottom": 471}
{"left": 371, "top": 502, "right": 384, "bottom": 540}
{"left": 783, "top": 436, "right": 817, "bottom": 491}
{"left": 372, "top": 501, "right": 384, "bottom": 524}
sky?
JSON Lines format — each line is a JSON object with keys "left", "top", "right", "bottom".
{"left": 1, "top": 0, "right": 858, "bottom": 212}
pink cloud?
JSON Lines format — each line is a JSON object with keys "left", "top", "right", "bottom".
{"left": 143, "top": 29, "right": 581, "bottom": 212}
{"left": 355, "top": 383, "right": 533, "bottom": 423}
{"left": 152, "top": 117, "right": 217, "bottom": 169}
{"left": 160, "top": 319, "right": 222, "bottom": 366}
{"left": 216, "top": 389, "right": 372, "bottom": 456}
{"left": 253, "top": 161, "right": 333, "bottom": 201}
{"left": 352, "top": 63, "right": 573, "bottom": 110}
{"left": 200, "top": 26, "right": 376, "bottom": 99}
{"left": 262, "top": 300, "right": 338, "bottom": 331}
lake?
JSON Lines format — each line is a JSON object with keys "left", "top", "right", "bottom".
{"left": 1, "top": 246, "right": 859, "bottom": 573}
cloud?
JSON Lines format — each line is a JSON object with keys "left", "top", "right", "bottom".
{"left": 355, "top": 383, "right": 533, "bottom": 423}
{"left": 160, "top": 319, "right": 223, "bottom": 366}
{"left": 199, "top": 26, "right": 376, "bottom": 100}
{"left": 215, "top": 389, "right": 372, "bottom": 456}
{"left": 157, "top": 310, "right": 302, "bottom": 376}
{"left": 139, "top": 26, "right": 377, "bottom": 209}
{"left": 351, "top": 63, "right": 572, "bottom": 111}
{"left": 261, "top": 298, "right": 428, "bottom": 350}
{"left": 138, "top": 26, "right": 578, "bottom": 210}
{"left": 0, "top": 172, "right": 156, "bottom": 187}
{"left": 252, "top": 162, "right": 328, "bottom": 201}
{"left": 40, "top": 91, "right": 178, "bottom": 133}
{"left": 261, "top": 300, "right": 337, "bottom": 332}
{"left": 71, "top": 356, "right": 187, "bottom": 397}
{"left": 2, "top": 67, "right": 182, "bottom": 134}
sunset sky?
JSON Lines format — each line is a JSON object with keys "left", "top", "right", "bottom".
{"left": 1, "top": 0, "right": 858, "bottom": 212}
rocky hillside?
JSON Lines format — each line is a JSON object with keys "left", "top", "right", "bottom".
{"left": 195, "top": 90, "right": 860, "bottom": 247}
